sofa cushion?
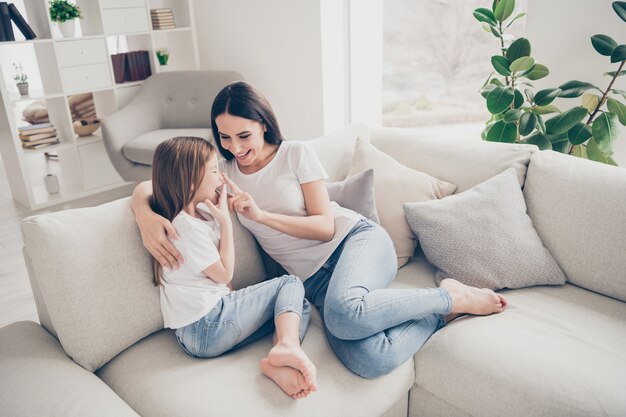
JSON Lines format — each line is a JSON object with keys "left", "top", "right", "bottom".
{"left": 327, "top": 169, "right": 380, "bottom": 223}
{"left": 96, "top": 308, "right": 414, "bottom": 417}
{"left": 307, "top": 122, "right": 370, "bottom": 182}
{"left": 370, "top": 126, "right": 536, "bottom": 192}
{"left": 0, "top": 321, "right": 140, "bottom": 417}
{"left": 523, "top": 150, "right": 626, "bottom": 302}
{"left": 403, "top": 168, "right": 566, "bottom": 291}
{"left": 123, "top": 128, "right": 213, "bottom": 165}
{"left": 348, "top": 138, "right": 456, "bottom": 268}
{"left": 20, "top": 197, "right": 266, "bottom": 371}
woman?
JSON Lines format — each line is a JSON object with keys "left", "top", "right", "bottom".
{"left": 131, "top": 81, "right": 507, "bottom": 378}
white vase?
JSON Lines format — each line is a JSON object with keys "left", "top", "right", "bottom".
{"left": 44, "top": 174, "right": 60, "bottom": 194}
{"left": 58, "top": 20, "right": 75, "bottom": 38}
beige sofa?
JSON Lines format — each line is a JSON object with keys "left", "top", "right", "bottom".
{"left": 1, "top": 124, "right": 625, "bottom": 417}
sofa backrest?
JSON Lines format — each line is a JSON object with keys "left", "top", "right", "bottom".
{"left": 370, "top": 127, "right": 537, "bottom": 191}
{"left": 523, "top": 150, "right": 626, "bottom": 302}
{"left": 21, "top": 197, "right": 266, "bottom": 372}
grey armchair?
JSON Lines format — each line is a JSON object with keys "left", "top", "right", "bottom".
{"left": 101, "top": 70, "right": 244, "bottom": 182}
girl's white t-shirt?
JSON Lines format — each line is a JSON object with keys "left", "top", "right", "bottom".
{"left": 160, "top": 205, "right": 230, "bottom": 329}
{"left": 221, "top": 141, "right": 362, "bottom": 280}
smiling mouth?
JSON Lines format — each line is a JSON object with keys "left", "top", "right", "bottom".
{"left": 235, "top": 150, "right": 251, "bottom": 159}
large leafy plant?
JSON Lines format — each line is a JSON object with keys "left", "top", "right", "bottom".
{"left": 49, "top": 0, "right": 82, "bottom": 23}
{"left": 475, "top": 0, "right": 626, "bottom": 166}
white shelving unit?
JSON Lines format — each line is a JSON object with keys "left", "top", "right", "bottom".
{"left": 0, "top": 0, "right": 200, "bottom": 211}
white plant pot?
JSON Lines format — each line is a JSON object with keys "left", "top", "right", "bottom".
{"left": 58, "top": 20, "right": 76, "bottom": 38}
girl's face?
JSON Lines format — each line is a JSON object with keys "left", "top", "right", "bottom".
{"left": 215, "top": 113, "right": 268, "bottom": 169}
{"left": 193, "top": 153, "right": 223, "bottom": 205}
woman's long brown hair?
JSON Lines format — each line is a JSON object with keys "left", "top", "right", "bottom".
{"left": 150, "top": 136, "right": 216, "bottom": 286}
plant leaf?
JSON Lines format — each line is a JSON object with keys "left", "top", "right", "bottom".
{"left": 592, "top": 112, "right": 619, "bottom": 154}
{"left": 545, "top": 106, "right": 588, "bottom": 134}
{"left": 505, "top": 12, "right": 526, "bottom": 29}
{"left": 519, "top": 112, "right": 537, "bottom": 136}
{"left": 534, "top": 88, "right": 562, "bottom": 106}
{"left": 523, "top": 132, "right": 552, "bottom": 150}
{"left": 506, "top": 38, "right": 531, "bottom": 61}
{"left": 513, "top": 89, "right": 525, "bottom": 109}
{"left": 509, "top": 57, "right": 535, "bottom": 74}
{"left": 524, "top": 63, "right": 549, "bottom": 80}
{"left": 607, "top": 98, "right": 626, "bottom": 125}
{"left": 494, "top": 0, "right": 515, "bottom": 22}
{"left": 536, "top": 114, "right": 546, "bottom": 133}
{"left": 486, "top": 120, "right": 517, "bottom": 142}
{"left": 571, "top": 144, "right": 588, "bottom": 159}
{"left": 587, "top": 137, "right": 617, "bottom": 165}
{"left": 473, "top": 8, "right": 497, "bottom": 25}
{"left": 491, "top": 55, "right": 511, "bottom": 76}
{"left": 487, "top": 86, "right": 515, "bottom": 114}
{"left": 551, "top": 139, "right": 570, "bottom": 154}
{"left": 558, "top": 80, "right": 600, "bottom": 98}
{"left": 591, "top": 34, "right": 618, "bottom": 56}
{"left": 610, "top": 45, "right": 626, "bottom": 63}
{"left": 480, "top": 84, "right": 498, "bottom": 98}
{"left": 613, "top": 1, "right": 626, "bottom": 22}
{"left": 581, "top": 94, "right": 601, "bottom": 113}
{"left": 568, "top": 123, "right": 593, "bottom": 145}
{"left": 533, "top": 104, "right": 561, "bottom": 115}
{"left": 612, "top": 88, "right": 626, "bottom": 100}
{"left": 503, "top": 108, "right": 524, "bottom": 123}
{"left": 604, "top": 70, "right": 626, "bottom": 77}
{"left": 490, "top": 25, "right": 502, "bottom": 38}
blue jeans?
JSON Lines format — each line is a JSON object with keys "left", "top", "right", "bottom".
{"left": 304, "top": 219, "right": 452, "bottom": 379}
{"left": 175, "top": 275, "right": 310, "bottom": 358}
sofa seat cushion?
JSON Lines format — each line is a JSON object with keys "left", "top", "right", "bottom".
{"left": 97, "top": 308, "right": 415, "bottom": 417}
{"left": 0, "top": 321, "right": 140, "bottom": 417}
{"left": 123, "top": 128, "right": 213, "bottom": 165}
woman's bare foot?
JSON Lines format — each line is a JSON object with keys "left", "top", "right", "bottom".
{"left": 260, "top": 358, "right": 312, "bottom": 399}
{"left": 440, "top": 278, "right": 508, "bottom": 316}
{"left": 268, "top": 342, "right": 317, "bottom": 391}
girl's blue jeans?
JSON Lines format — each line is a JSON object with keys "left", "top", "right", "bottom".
{"left": 175, "top": 275, "right": 310, "bottom": 358}
{"left": 304, "top": 219, "right": 453, "bottom": 379}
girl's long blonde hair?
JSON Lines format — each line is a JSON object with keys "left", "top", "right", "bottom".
{"left": 150, "top": 136, "right": 216, "bottom": 286}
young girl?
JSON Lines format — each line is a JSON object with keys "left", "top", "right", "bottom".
{"left": 150, "top": 136, "right": 317, "bottom": 399}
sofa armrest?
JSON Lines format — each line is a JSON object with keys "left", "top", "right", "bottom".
{"left": 0, "top": 321, "right": 140, "bottom": 417}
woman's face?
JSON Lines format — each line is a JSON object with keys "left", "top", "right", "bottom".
{"left": 215, "top": 113, "right": 268, "bottom": 169}
{"left": 194, "top": 153, "right": 222, "bottom": 205}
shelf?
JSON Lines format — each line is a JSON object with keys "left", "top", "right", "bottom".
{"left": 20, "top": 142, "right": 73, "bottom": 155}
{"left": 150, "top": 27, "right": 192, "bottom": 34}
{"left": 114, "top": 80, "right": 144, "bottom": 89}
{"left": 0, "top": 38, "right": 54, "bottom": 46}
{"left": 6, "top": 90, "right": 65, "bottom": 102}
{"left": 75, "top": 135, "right": 103, "bottom": 146}
{"left": 54, "top": 34, "right": 106, "bottom": 42}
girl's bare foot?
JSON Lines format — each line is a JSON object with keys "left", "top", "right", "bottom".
{"left": 440, "top": 278, "right": 508, "bottom": 316}
{"left": 268, "top": 342, "right": 317, "bottom": 391}
{"left": 260, "top": 358, "right": 311, "bottom": 399}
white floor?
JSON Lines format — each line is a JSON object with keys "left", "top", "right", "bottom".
{"left": 0, "top": 155, "right": 134, "bottom": 328}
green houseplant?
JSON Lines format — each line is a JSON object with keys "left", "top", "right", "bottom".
{"left": 49, "top": 0, "right": 82, "bottom": 38}
{"left": 12, "top": 62, "right": 28, "bottom": 96}
{"left": 474, "top": 0, "right": 626, "bottom": 166}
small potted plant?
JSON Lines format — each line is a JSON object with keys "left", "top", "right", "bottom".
{"left": 156, "top": 48, "right": 170, "bottom": 66}
{"left": 49, "top": 0, "right": 82, "bottom": 38}
{"left": 12, "top": 62, "right": 28, "bottom": 96}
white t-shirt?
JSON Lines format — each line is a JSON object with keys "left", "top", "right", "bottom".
{"left": 221, "top": 141, "right": 362, "bottom": 280}
{"left": 160, "top": 204, "right": 230, "bottom": 329}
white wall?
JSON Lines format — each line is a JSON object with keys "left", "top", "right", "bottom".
{"left": 192, "top": 0, "right": 325, "bottom": 140}
{"left": 526, "top": 0, "right": 626, "bottom": 166}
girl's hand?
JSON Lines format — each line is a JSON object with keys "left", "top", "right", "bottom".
{"left": 136, "top": 211, "right": 184, "bottom": 270}
{"left": 205, "top": 184, "right": 232, "bottom": 226}
{"left": 222, "top": 174, "right": 266, "bottom": 222}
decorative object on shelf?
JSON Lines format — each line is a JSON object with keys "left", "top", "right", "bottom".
{"left": 18, "top": 122, "right": 59, "bottom": 150}
{"left": 156, "top": 48, "right": 169, "bottom": 66}
{"left": 7, "top": 2, "right": 36, "bottom": 39}
{"left": 110, "top": 50, "right": 152, "bottom": 83}
{"left": 49, "top": 0, "right": 81, "bottom": 38}
{"left": 474, "top": 0, "right": 626, "bottom": 166}
{"left": 0, "top": 2, "right": 15, "bottom": 41}
{"left": 69, "top": 93, "right": 96, "bottom": 121}
{"left": 150, "top": 8, "right": 175, "bottom": 30}
{"left": 73, "top": 119, "right": 100, "bottom": 137}
{"left": 12, "top": 62, "right": 28, "bottom": 96}
{"left": 44, "top": 173, "right": 60, "bottom": 194}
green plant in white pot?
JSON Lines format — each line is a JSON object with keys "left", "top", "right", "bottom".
{"left": 49, "top": 0, "right": 82, "bottom": 38}
{"left": 12, "top": 62, "right": 28, "bottom": 96}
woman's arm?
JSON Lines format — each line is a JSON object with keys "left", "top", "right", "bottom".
{"left": 131, "top": 180, "right": 184, "bottom": 269}
{"left": 225, "top": 175, "right": 335, "bottom": 241}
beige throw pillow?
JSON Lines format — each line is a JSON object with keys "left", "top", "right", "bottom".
{"left": 348, "top": 138, "right": 457, "bottom": 268}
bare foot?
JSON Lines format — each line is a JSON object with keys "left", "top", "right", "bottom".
{"left": 268, "top": 342, "right": 317, "bottom": 391}
{"left": 260, "top": 358, "right": 312, "bottom": 399}
{"left": 440, "top": 279, "right": 508, "bottom": 316}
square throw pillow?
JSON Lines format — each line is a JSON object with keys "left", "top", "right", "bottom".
{"left": 348, "top": 138, "right": 457, "bottom": 268}
{"left": 327, "top": 169, "right": 380, "bottom": 223}
{"left": 403, "top": 168, "right": 566, "bottom": 291}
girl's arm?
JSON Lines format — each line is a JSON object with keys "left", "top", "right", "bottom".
{"left": 201, "top": 190, "right": 235, "bottom": 284}
{"left": 131, "top": 180, "right": 184, "bottom": 269}
{"left": 225, "top": 175, "right": 335, "bottom": 242}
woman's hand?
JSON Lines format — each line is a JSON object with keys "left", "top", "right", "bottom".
{"left": 223, "top": 174, "right": 266, "bottom": 222}
{"left": 136, "top": 211, "right": 184, "bottom": 270}
{"left": 205, "top": 184, "right": 232, "bottom": 226}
